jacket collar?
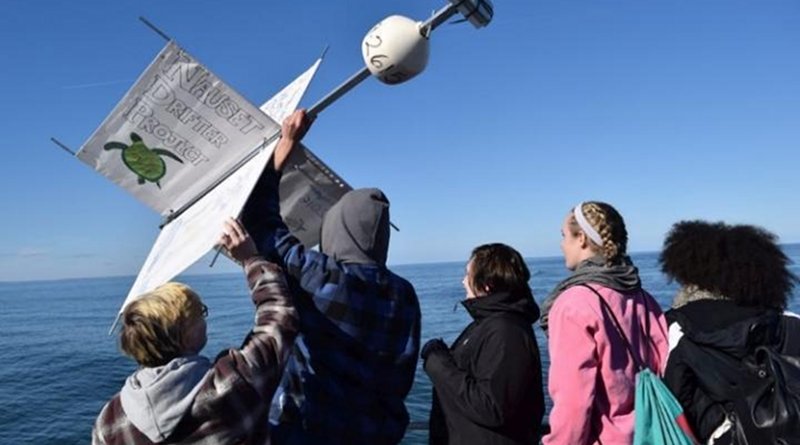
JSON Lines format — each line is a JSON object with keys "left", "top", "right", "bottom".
{"left": 672, "top": 300, "right": 780, "bottom": 358}
{"left": 462, "top": 291, "right": 540, "bottom": 324}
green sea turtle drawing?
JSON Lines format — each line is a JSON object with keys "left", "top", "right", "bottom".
{"left": 103, "top": 133, "right": 184, "bottom": 188}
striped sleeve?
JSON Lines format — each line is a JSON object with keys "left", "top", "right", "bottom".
{"left": 213, "top": 258, "right": 298, "bottom": 395}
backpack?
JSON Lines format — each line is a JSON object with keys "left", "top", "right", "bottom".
{"left": 580, "top": 284, "right": 698, "bottom": 445}
{"left": 676, "top": 312, "right": 800, "bottom": 445}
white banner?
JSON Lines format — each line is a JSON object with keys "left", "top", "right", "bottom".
{"left": 260, "top": 58, "right": 321, "bottom": 124}
{"left": 77, "top": 41, "right": 280, "bottom": 216}
{"left": 111, "top": 58, "right": 322, "bottom": 324}
{"left": 123, "top": 141, "right": 277, "bottom": 303}
{"left": 260, "top": 56, "right": 352, "bottom": 247}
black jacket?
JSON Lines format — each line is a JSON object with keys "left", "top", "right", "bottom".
{"left": 424, "top": 291, "right": 545, "bottom": 445}
{"left": 664, "top": 300, "right": 800, "bottom": 444}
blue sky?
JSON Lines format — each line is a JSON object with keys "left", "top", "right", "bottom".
{"left": 1, "top": 0, "right": 798, "bottom": 281}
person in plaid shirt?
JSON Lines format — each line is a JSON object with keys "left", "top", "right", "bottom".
{"left": 92, "top": 219, "right": 298, "bottom": 445}
{"left": 241, "top": 110, "right": 421, "bottom": 445}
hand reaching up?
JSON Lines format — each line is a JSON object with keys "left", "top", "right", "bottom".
{"left": 219, "top": 218, "right": 259, "bottom": 265}
{"left": 273, "top": 109, "right": 313, "bottom": 171}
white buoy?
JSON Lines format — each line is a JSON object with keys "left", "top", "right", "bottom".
{"left": 361, "top": 15, "right": 430, "bottom": 85}
{"left": 307, "top": 0, "right": 493, "bottom": 119}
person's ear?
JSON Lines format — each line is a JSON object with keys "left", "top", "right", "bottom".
{"left": 577, "top": 231, "right": 590, "bottom": 249}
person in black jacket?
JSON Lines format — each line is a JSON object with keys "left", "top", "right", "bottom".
{"left": 660, "top": 221, "right": 800, "bottom": 444}
{"left": 421, "top": 243, "right": 544, "bottom": 445}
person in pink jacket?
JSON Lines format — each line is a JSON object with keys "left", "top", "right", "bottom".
{"left": 541, "top": 201, "right": 669, "bottom": 445}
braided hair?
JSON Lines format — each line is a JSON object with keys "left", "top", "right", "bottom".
{"left": 569, "top": 201, "right": 628, "bottom": 266}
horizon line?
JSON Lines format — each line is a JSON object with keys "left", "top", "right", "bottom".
{"left": 2, "top": 243, "right": 799, "bottom": 285}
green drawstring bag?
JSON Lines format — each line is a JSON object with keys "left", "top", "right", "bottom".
{"left": 580, "top": 285, "right": 698, "bottom": 445}
{"left": 633, "top": 368, "right": 697, "bottom": 445}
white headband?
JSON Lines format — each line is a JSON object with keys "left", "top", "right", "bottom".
{"left": 573, "top": 202, "right": 604, "bottom": 246}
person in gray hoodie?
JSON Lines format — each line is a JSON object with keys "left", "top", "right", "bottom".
{"left": 92, "top": 219, "right": 298, "bottom": 445}
{"left": 241, "top": 110, "right": 421, "bottom": 445}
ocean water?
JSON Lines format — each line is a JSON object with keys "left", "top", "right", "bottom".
{"left": 1, "top": 247, "right": 799, "bottom": 444}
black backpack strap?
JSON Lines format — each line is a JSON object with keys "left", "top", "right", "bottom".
{"left": 640, "top": 289, "right": 653, "bottom": 366}
{"left": 579, "top": 284, "right": 646, "bottom": 371}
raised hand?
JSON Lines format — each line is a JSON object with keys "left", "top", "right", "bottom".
{"left": 219, "top": 217, "right": 259, "bottom": 265}
{"left": 273, "top": 109, "right": 313, "bottom": 171}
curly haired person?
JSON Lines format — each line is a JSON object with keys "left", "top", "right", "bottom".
{"left": 661, "top": 220, "right": 800, "bottom": 444}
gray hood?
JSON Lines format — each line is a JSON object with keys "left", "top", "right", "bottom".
{"left": 120, "top": 355, "right": 211, "bottom": 442}
{"left": 320, "top": 188, "right": 390, "bottom": 266}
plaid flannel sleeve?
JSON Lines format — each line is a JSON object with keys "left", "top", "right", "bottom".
{"left": 241, "top": 164, "right": 419, "bottom": 355}
{"left": 241, "top": 164, "right": 352, "bottom": 324}
{"left": 210, "top": 258, "right": 298, "bottom": 399}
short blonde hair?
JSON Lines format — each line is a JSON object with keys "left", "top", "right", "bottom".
{"left": 120, "top": 282, "right": 204, "bottom": 367}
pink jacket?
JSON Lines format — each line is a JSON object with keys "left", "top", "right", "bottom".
{"left": 543, "top": 284, "right": 669, "bottom": 445}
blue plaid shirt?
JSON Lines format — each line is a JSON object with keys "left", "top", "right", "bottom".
{"left": 242, "top": 167, "right": 421, "bottom": 445}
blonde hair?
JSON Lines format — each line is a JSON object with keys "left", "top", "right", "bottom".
{"left": 569, "top": 201, "right": 628, "bottom": 265}
{"left": 119, "top": 282, "right": 204, "bottom": 367}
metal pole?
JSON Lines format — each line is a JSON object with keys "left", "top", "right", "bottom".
{"left": 306, "top": 3, "right": 459, "bottom": 120}
{"left": 209, "top": 248, "right": 224, "bottom": 268}
{"left": 165, "top": 2, "right": 463, "bottom": 228}
{"left": 50, "top": 137, "right": 77, "bottom": 156}
{"left": 139, "top": 16, "right": 171, "bottom": 42}
{"left": 306, "top": 68, "right": 371, "bottom": 120}
{"left": 109, "top": 313, "right": 121, "bottom": 335}
{"left": 419, "top": 3, "right": 460, "bottom": 32}
{"left": 164, "top": 62, "right": 369, "bottom": 226}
